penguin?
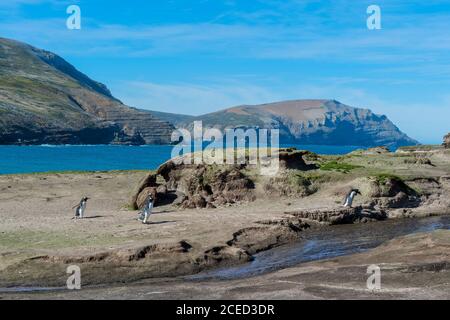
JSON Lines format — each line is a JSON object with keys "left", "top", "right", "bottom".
{"left": 343, "top": 189, "right": 361, "bottom": 208}
{"left": 138, "top": 195, "right": 154, "bottom": 224}
{"left": 72, "top": 197, "right": 89, "bottom": 219}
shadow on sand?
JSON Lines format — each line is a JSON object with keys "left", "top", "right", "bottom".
{"left": 81, "top": 216, "right": 105, "bottom": 219}
{"left": 146, "top": 220, "right": 177, "bottom": 225}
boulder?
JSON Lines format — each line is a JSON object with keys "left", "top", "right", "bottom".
{"left": 130, "top": 174, "right": 157, "bottom": 209}
{"left": 136, "top": 187, "right": 158, "bottom": 210}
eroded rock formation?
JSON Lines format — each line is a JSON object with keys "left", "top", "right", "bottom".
{"left": 132, "top": 149, "right": 316, "bottom": 209}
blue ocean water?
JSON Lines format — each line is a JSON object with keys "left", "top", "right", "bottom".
{"left": 0, "top": 144, "right": 365, "bottom": 175}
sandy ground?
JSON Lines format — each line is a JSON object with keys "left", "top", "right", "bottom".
{"left": 0, "top": 171, "right": 449, "bottom": 299}
{"left": 0, "top": 171, "right": 334, "bottom": 283}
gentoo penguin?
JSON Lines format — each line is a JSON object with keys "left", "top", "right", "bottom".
{"left": 343, "top": 189, "right": 361, "bottom": 208}
{"left": 73, "top": 197, "right": 89, "bottom": 219}
{"left": 138, "top": 195, "right": 154, "bottom": 224}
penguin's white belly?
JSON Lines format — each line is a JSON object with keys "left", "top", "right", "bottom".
{"left": 344, "top": 192, "right": 356, "bottom": 207}
{"left": 79, "top": 203, "right": 86, "bottom": 216}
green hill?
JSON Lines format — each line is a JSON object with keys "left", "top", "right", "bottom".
{"left": 0, "top": 37, "right": 174, "bottom": 145}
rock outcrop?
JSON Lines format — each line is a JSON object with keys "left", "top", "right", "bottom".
{"left": 226, "top": 218, "right": 311, "bottom": 254}
{"left": 132, "top": 149, "right": 314, "bottom": 209}
{"left": 133, "top": 161, "right": 256, "bottom": 209}
{"left": 444, "top": 133, "right": 450, "bottom": 148}
{"left": 288, "top": 206, "right": 387, "bottom": 225}
{"left": 0, "top": 37, "right": 174, "bottom": 145}
{"left": 364, "top": 175, "right": 421, "bottom": 209}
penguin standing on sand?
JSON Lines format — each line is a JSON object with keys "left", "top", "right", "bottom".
{"left": 138, "top": 195, "right": 154, "bottom": 224}
{"left": 343, "top": 189, "right": 361, "bottom": 208}
{"left": 73, "top": 197, "right": 89, "bottom": 219}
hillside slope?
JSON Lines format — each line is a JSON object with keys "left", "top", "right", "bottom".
{"left": 0, "top": 38, "right": 174, "bottom": 145}
{"left": 178, "top": 99, "right": 418, "bottom": 148}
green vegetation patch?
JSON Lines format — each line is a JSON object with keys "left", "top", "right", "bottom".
{"left": 319, "top": 161, "right": 363, "bottom": 173}
{"left": 288, "top": 173, "right": 313, "bottom": 188}
{"left": 265, "top": 171, "right": 318, "bottom": 197}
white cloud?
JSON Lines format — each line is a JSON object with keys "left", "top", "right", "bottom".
{"left": 1, "top": 11, "right": 450, "bottom": 67}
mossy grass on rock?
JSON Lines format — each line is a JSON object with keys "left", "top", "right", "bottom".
{"left": 263, "top": 172, "right": 318, "bottom": 197}
{"left": 371, "top": 174, "right": 416, "bottom": 195}
{"left": 329, "top": 174, "right": 422, "bottom": 210}
{"left": 131, "top": 145, "right": 450, "bottom": 211}
{"left": 365, "top": 174, "right": 420, "bottom": 209}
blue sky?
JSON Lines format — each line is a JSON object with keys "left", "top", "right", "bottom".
{"left": 1, "top": 0, "right": 450, "bottom": 143}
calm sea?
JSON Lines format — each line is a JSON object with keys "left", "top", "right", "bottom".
{"left": 0, "top": 144, "right": 365, "bottom": 175}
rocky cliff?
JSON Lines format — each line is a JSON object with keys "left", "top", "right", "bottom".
{"left": 177, "top": 99, "right": 418, "bottom": 149}
{"left": 0, "top": 38, "right": 174, "bottom": 145}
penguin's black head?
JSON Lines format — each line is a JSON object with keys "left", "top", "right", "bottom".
{"left": 83, "top": 197, "right": 90, "bottom": 202}
{"left": 352, "top": 189, "right": 361, "bottom": 195}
